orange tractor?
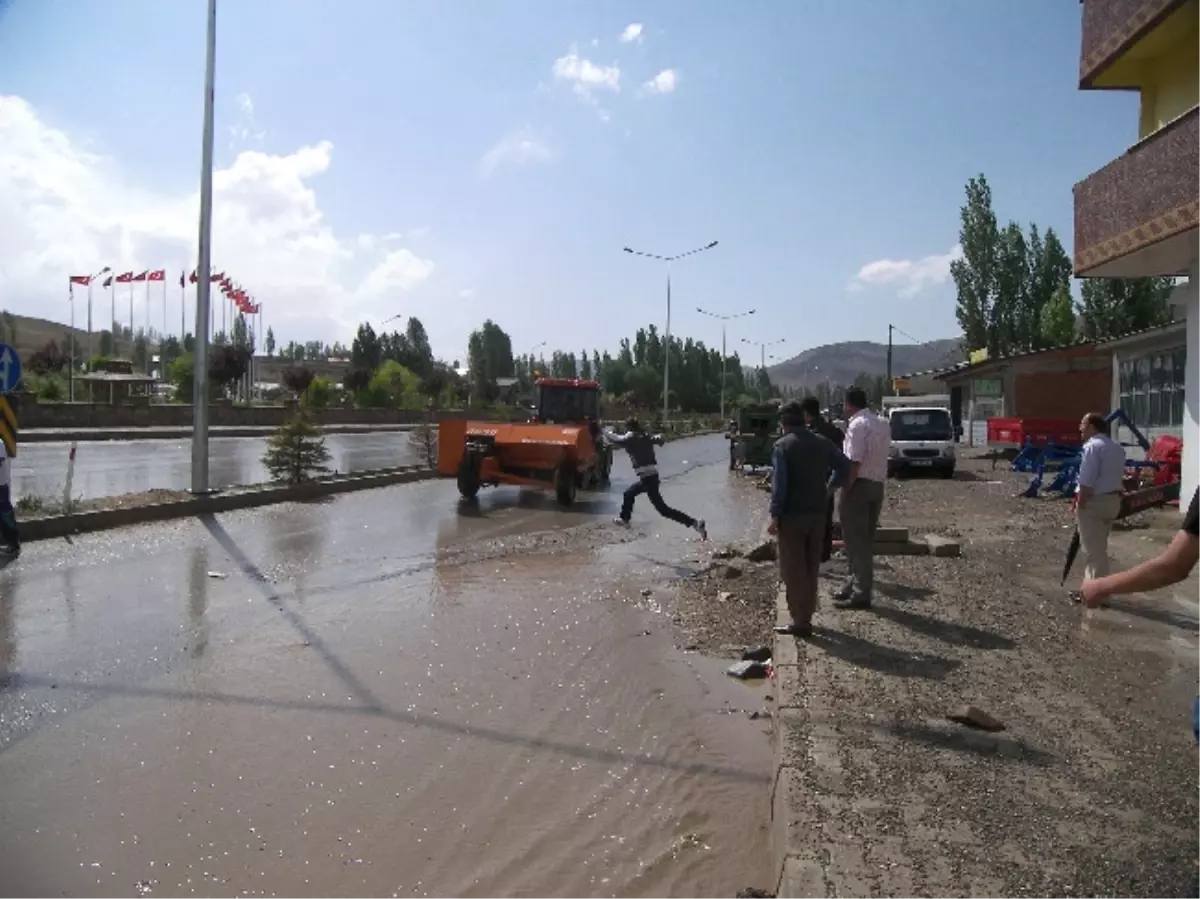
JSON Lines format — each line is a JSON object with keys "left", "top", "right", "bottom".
{"left": 436, "top": 377, "right": 613, "bottom": 506}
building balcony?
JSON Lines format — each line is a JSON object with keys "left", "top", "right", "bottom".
{"left": 1080, "top": 0, "right": 1194, "bottom": 88}
{"left": 1073, "top": 105, "right": 1198, "bottom": 277}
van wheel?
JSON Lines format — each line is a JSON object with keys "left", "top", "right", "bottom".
{"left": 554, "top": 462, "right": 577, "bottom": 506}
{"left": 940, "top": 466, "right": 956, "bottom": 480}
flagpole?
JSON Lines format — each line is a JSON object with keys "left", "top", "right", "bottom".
{"left": 68, "top": 281, "right": 75, "bottom": 403}
{"left": 192, "top": 0, "right": 218, "bottom": 494}
{"left": 162, "top": 276, "right": 167, "bottom": 345}
{"left": 86, "top": 280, "right": 94, "bottom": 364}
{"left": 180, "top": 273, "right": 186, "bottom": 342}
{"left": 128, "top": 280, "right": 134, "bottom": 351}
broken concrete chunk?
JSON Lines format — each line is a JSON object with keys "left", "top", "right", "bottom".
{"left": 723, "top": 563, "right": 745, "bottom": 579}
{"left": 922, "top": 534, "right": 962, "bottom": 558}
{"left": 716, "top": 591, "right": 733, "bottom": 603}
{"left": 726, "top": 660, "right": 771, "bottom": 679}
{"left": 745, "top": 540, "right": 778, "bottom": 563}
{"left": 742, "top": 645, "right": 772, "bottom": 663}
{"left": 712, "top": 546, "right": 743, "bottom": 560}
{"left": 947, "top": 704, "right": 1005, "bottom": 732}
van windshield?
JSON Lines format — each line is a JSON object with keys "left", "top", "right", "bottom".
{"left": 890, "top": 409, "right": 953, "bottom": 442}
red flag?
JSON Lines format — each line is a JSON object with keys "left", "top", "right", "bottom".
{"left": 69, "top": 275, "right": 92, "bottom": 285}
{"left": 189, "top": 270, "right": 198, "bottom": 284}
{"left": 132, "top": 271, "right": 148, "bottom": 282}
{"left": 147, "top": 270, "right": 166, "bottom": 282}
{"left": 115, "top": 272, "right": 134, "bottom": 283}
{"left": 102, "top": 276, "right": 113, "bottom": 288}
{"left": 210, "top": 272, "right": 225, "bottom": 283}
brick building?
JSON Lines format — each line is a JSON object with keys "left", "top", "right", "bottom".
{"left": 1073, "top": 0, "right": 1198, "bottom": 500}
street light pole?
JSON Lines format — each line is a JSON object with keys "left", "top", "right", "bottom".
{"left": 742, "top": 337, "right": 786, "bottom": 400}
{"left": 190, "top": 0, "right": 218, "bottom": 495}
{"left": 623, "top": 240, "right": 718, "bottom": 424}
{"left": 697, "top": 305, "right": 755, "bottom": 423}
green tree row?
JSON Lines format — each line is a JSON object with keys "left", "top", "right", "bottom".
{"left": 952, "top": 173, "right": 1174, "bottom": 356}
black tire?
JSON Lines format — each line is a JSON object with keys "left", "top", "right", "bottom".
{"left": 554, "top": 461, "right": 577, "bottom": 506}
{"left": 940, "top": 466, "right": 956, "bottom": 480}
{"left": 457, "top": 454, "right": 481, "bottom": 498}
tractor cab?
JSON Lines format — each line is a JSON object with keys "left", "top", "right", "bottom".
{"left": 533, "top": 378, "right": 602, "bottom": 426}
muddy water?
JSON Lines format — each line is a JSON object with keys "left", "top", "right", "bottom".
{"left": 0, "top": 436, "right": 775, "bottom": 897}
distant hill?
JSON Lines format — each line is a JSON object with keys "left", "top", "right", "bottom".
{"left": 0, "top": 311, "right": 114, "bottom": 361}
{"left": 767, "top": 338, "right": 963, "bottom": 389}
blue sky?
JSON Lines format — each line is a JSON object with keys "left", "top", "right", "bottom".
{"left": 0, "top": 0, "right": 1138, "bottom": 365}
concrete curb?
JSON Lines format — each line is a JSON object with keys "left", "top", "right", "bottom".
{"left": 21, "top": 424, "right": 421, "bottom": 443}
{"left": 770, "top": 584, "right": 804, "bottom": 898}
{"left": 20, "top": 467, "right": 438, "bottom": 542}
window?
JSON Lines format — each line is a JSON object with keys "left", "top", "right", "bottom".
{"left": 890, "top": 409, "right": 954, "bottom": 441}
{"left": 1116, "top": 343, "right": 1187, "bottom": 428}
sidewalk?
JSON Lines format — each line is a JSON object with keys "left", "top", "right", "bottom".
{"left": 21, "top": 423, "right": 418, "bottom": 442}
{"left": 769, "top": 465, "right": 1198, "bottom": 897}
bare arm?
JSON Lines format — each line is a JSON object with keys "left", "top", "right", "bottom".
{"left": 1084, "top": 530, "right": 1199, "bottom": 603}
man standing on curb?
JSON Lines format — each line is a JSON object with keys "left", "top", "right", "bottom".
{"left": 836, "top": 387, "right": 890, "bottom": 609}
{"left": 1073, "top": 412, "right": 1126, "bottom": 593}
{"left": 768, "top": 401, "right": 850, "bottom": 637}
{"left": 800, "top": 396, "right": 845, "bottom": 563}
{"left": 0, "top": 438, "right": 19, "bottom": 558}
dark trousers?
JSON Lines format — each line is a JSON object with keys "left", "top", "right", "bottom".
{"left": 621, "top": 474, "right": 695, "bottom": 527}
{"left": 821, "top": 494, "right": 835, "bottom": 563}
{"left": 0, "top": 485, "right": 19, "bottom": 548}
{"left": 778, "top": 513, "right": 825, "bottom": 627}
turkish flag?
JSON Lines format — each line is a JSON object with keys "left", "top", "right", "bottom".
{"left": 147, "top": 270, "right": 166, "bottom": 282}
{"left": 115, "top": 272, "right": 134, "bottom": 283}
{"left": 69, "top": 275, "right": 91, "bottom": 286}
{"left": 132, "top": 271, "right": 148, "bottom": 282}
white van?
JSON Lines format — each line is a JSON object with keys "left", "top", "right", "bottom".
{"left": 886, "top": 406, "right": 956, "bottom": 479}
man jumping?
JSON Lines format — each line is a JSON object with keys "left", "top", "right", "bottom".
{"left": 605, "top": 418, "right": 707, "bottom": 540}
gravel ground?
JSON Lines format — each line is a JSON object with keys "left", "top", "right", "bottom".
{"left": 674, "top": 455, "right": 1199, "bottom": 897}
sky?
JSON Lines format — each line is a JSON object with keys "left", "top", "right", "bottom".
{"left": 0, "top": 0, "right": 1140, "bottom": 366}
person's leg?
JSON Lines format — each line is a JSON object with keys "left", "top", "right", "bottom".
{"left": 853, "top": 480, "right": 884, "bottom": 602}
{"left": 0, "top": 485, "right": 18, "bottom": 551}
{"left": 644, "top": 476, "right": 696, "bottom": 528}
{"left": 838, "top": 484, "right": 869, "bottom": 602}
{"left": 820, "top": 493, "right": 835, "bottom": 563}
{"left": 1077, "top": 494, "right": 1119, "bottom": 580}
{"left": 776, "top": 517, "right": 809, "bottom": 632}
{"left": 619, "top": 478, "right": 646, "bottom": 523}
{"left": 802, "top": 513, "right": 824, "bottom": 622}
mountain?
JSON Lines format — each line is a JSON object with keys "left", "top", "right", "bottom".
{"left": 767, "top": 338, "right": 963, "bottom": 389}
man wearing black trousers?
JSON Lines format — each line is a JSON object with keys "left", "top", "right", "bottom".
{"left": 800, "top": 397, "right": 844, "bottom": 563}
{"left": 606, "top": 419, "right": 708, "bottom": 540}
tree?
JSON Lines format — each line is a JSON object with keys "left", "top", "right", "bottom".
{"left": 261, "top": 410, "right": 331, "bottom": 484}
{"left": 27, "top": 340, "right": 66, "bottom": 375}
{"left": 418, "top": 369, "right": 447, "bottom": 407}
{"left": 343, "top": 366, "right": 372, "bottom": 394}
{"left": 282, "top": 365, "right": 316, "bottom": 396}
{"left": 306, "top": 376, "right": 335, "bottom": 409}
{"left": 265, "top": 327, "right": 276, "bottom": 357}
{"left": 465, "top": 319, "right": 514, "bottom": 397}
{"left": 160, "top": 335, "right": 183, "bottom": 369}
{"left": 98, "top": 330, "right": 114, "bottom": 357}
{"left": 1076, "top": 277, "right": 1175, "bottom": 340}
{"left": 351, "top": 322, "right": 382, "bottom": 371}
{"left": 950, "top": 174, "right": 1000, "bottom": 355}
{"left": 1023, "top": 226, "right": 1072, "bottom": 350}
{"left": 209, "top": 344, "right": 249, "bottom": 391}
{"left": 1040, "top": 285, "right": 1077, "bottom": 346}
{"left": 132, "top": 331, "right": 150, "bottom": 372}
{"left": 404, "top": 317, "right": 434, "bottom": 377}
{"left": 992, "top": 222, "right": 1028, "bottom": 354}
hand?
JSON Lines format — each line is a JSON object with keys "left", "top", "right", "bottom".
{"left": 1079, "top": 578, "right": 1106, "bottom": 608}
{"left": 767, "top": 518, "right": 778, "bottom": 536}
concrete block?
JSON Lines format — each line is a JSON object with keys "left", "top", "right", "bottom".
{"left": 873, "top": 540, "right": 930, "bottom": 556}
{"left": 921, "top": 533, "right": 962, "bottom": 557}
{"left": 777, "top": 853, "right": 828, "bottom": 899}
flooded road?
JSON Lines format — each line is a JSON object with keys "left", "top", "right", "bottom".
{"left": 13, "top": 431, "right": 419, "bottom": 502}
{"left": 0, "top": 436, "right": 775, "bottom": 897}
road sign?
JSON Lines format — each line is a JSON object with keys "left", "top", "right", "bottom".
{"left": 0, "top": 344, "right": 20, "bottom": 394}
{"left": 0, "top": 394, "right": 17, "bottom": 458}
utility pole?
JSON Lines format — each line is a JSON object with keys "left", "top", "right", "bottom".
{"left": 697, "top": 305, "right": 754, "bottom": 423}
{"left": 886, "top": 323, "right": 894, "bottom": 397}
{"left": 190, "top": 0, "right": 218, "bottom": 494}
{"left": 623, "top": 240, "right": 719, "bottom": 423}
{"left": 741, "top": 337, "right": 786, "bottom": 401}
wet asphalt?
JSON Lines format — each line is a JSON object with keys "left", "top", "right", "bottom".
{"left": 0, "top": 435, "right": 777, "bottom": 898}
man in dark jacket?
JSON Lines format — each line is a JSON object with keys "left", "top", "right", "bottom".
{"left": 768, "top": 401, "right": 850, "bottom": 636}
{"left": 606, "top": 419, "right": 708, "bottom": 540}
{"left": 800, "top": 396, "right": 844, "bottom": 563}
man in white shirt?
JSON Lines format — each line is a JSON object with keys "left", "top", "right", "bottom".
{"left": 1073, "top": 411, "right": 1125, "bottom": 587}
{"left": 835, "top": 387, "right": 891, "bottom": 608}
{"left": 0, "top": 440, "right": 18, "bottom": 556}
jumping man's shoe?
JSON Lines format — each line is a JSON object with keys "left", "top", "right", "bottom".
{"left": 693, "top": 519, "right": 708, "bottom": 541}
{"left": 613, "top": 517, "right": 631, "bottom": 528}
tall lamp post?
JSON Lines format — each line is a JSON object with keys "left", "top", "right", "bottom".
{"left": 742, "top": 337, "right": 786, "bottom": 400}
{"left": 623, "top": 240, "right": 718, "bottom": 423}
{"left": 696, "top": 305, "right": 754, "bottom": 423}
{"left": 190, "top": 0, "right": 218, "bottom": 495}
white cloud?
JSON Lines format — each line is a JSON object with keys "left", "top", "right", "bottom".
{"left": 847, "top": 245, "right": 964, "bottom": 299}
{"left": 551, "top": 47, "right": 621, "bottom": 97}
{"left": 0, "top": 94, "right": 434, "bottom": 345}
{"left": 458, "top": 288, "right": 476, "bottom": 300}
{"left": 642, "top": 69, "right": 678, "bottom": 95}
{"left": 619, "top": 23, "right": 644, "bottom": 44}
{"left": 478, "top": 127, "right": 556, "bottom": 177}
{"left": 229, "top": 91, "right": 266, "bottom": 146}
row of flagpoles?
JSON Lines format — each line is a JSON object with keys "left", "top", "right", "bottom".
{"left": 67, "top": 268, "right": 264, "bottom": 368}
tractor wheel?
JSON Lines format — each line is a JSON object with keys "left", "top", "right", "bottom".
{"left": 457, "top": 454, "right": 481, "bottom": 499}
{"left": 554, "top": 461, "right": 577, "bottom": 506}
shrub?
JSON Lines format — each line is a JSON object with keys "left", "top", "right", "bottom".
{"left": 306, "top": 376, "right": 334, "bottom": 409}
{"left": 261, "top": 410, "right": 332, "bottom": 484}
{"left": 282, "top": 365, "right": 315, "bottom": 396}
